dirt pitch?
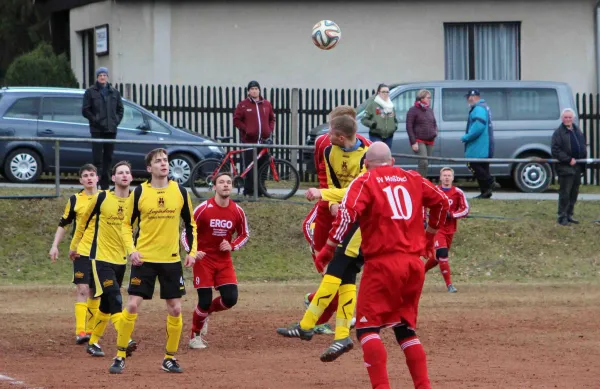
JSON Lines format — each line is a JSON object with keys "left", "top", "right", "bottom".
{"left": 0, "top": 282, "right": 599, "bottom": 389}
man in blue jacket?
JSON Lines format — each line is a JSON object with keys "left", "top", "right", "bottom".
{"left": 461, "top": 90, "right": 495, "bottom": 199}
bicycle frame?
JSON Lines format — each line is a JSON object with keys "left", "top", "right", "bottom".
{"left": 211, "top": 147, "right": 280, "bottom": 182}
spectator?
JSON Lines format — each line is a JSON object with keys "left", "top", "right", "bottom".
{"left": 233, "top": 80, "right": 275, "bottom": 197}
{"left": 461, "top": 89, "right": 495, "bottom": 199}
{"left": 551, "top": 108, "right": 586, "bottom": 226}
{"left": 82, "top": 67, "right": 124, "bottom": 190}
{"left": 361, "top": 84, "right": 398, "bottom": 148}
{"left": 406, "top": 89, "right": 438, "bottom": 177}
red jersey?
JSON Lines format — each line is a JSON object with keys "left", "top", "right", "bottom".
{"left": 314, "top": 134, "right": 372, "bottom": 189}
{"left": 329, "top": 166, "right": 449, "bottom": 257}
{"left": 437, "top": 185, "right": 469, "bottom": 234}
{"left": 181, "top": 198, "right": 249, "bottom": 260}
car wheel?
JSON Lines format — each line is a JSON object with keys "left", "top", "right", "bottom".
{"left": 512, "top": 154, "right": 552, "bottom": 193}
{"left": 3, "top": 148, "right": 43, "bottom": 183}
{"left": 169, "top": 153, "right": 195, "bottom": 186}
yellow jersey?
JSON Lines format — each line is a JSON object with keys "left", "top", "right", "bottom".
{"left": 321, "top": 139, "right": 369, "bottom": 203}
{"left": 122, "top": 180, "right": 197, "bottom": 263}
{"left": 58, "top": 190, "right": 99, "bottom": 257}
{"left": 70, "top": 190, "right": 129, "bottom": 265}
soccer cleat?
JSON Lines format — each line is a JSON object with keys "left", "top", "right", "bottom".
{"left": 303, "top": 293, "right": 311, "bottom": 309}
{"left": 126, "top": 340, "right": 138, "bottom": 357}
{"left": 86, "top": 343, "right": 105, "bottom": 357}
{"left": 276, "top": 323, "right": 314, "bottom": 341}
{"left": 162, "top": 358, "right": 183, "bottom": 373}
{"left": 447, "top": 284, "right": 458, "bottom": 293}
{"left": 109, "top": 357, "right": 125, "bottom": 374}
{"left": 188, "top": 333, "right": 208, "bottom": 349}
{"left": 314, "top": 323, "right": 335, "bottom": 335}
{"left": 75, "top": 332, "right": 90, "bottom": 345}
{"left": 201, "top": 318, "right": 209, "bottom": 336}
{"left": 320, "top": 337, "right": 354, "bottom": 362}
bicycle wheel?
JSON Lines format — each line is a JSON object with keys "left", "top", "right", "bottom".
{"left": 258, "top": 159, "right": 300, "bottom": 200}
{"left": 190, "top": 158, "right": 233, "bottom": 199}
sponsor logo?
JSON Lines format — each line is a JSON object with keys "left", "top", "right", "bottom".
{"left": 179, "top": 286, "right": 185, "bottom": 290}
{"left": 359, "top": 316, "right": 368, "bottom": 323}
{"left": 157, "top": 196, "right": 165, "bottom": 208}
{"left": 103, "top": 279, "right": 114, "bottom": 287}
{"left": 210, "top": 219, "right": 233, "bottom": 229}
{"left": 130, "top": 277, "right": 142, "bottom": 286}
{"left": 172, "top": 253, "right": 178, "bottom": 257}
{"left": 74, "top": 271, "right": 84, "bottom": 279}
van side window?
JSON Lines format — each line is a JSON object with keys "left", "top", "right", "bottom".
{"left": 392, "top": 88, "right": 434, "bottom": 122}
{"left": 442, "top": 88, "right": 507, "bottom": 121}
{"left": 507, "top": 88, "right": 560, "bottom": 120}
{"left": 40, "top": 97, "right": 87, "bottom": 124}
{"left": 119, "top": 104, "right": 145, "bottom": 129}
{"left": 4, "top": 97, "right": 40, "bottom": 120}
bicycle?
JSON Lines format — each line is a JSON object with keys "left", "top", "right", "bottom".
{"left": 190, "top": 136, "right": 300, "bottom": 200}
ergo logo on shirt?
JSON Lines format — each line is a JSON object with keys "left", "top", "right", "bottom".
{"left": 210, "top": 219, "right": 233, "bottom": 229}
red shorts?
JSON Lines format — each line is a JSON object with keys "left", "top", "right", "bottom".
{"left": 303, "top": 201, "right": 334, "bottom": 262}
{"left": 193, "top": 257, "right": 237, "bottom": 289}
{"left": 434, "top": 231, "right": 454, "bottom": 251}
{"left": 355, "top": 254, "right": 425, "bottom": 330}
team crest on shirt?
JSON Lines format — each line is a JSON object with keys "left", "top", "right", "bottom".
{"left": 117, "top": 205, "right": 124, "bottom": 216}
{"left": 157, "top": 196, "right": 165, "bottom": 208}
{"left": 341, "top": 161, "right": 348, "bottom": 172}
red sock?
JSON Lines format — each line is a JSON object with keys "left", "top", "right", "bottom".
{"left": 208, "top": 296, "right": 229, "bottom": 314}
{"left": 316, "top": 292, "right": 338, "bottom": 325}
{"left": 399, "top": 336, "right": 431, "bottom": 389}
{"left": 424, "top": 258, "right": 438, "bottom": 273}
{"left": 438, "top": 257, "right": 452, "bottom": 287}
{"left": 360, "top": 333, "right": 390, "bottom": 389}
{"left": 192, "top": 306, "right": 209, "bottom": 335}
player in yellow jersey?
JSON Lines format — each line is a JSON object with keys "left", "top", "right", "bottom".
{"left": 70, "top": 161, "right": 137, "bottom": 358}
{"left": 277, "top": 115, "right": 369, "bottom": 362}
{"left": 49, "top": 164, "right": 100, "bottom": 344}
{"left": 109, "top": 148, "right": 197, "bottom": 374}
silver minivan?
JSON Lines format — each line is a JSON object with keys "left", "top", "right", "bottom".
{"left": 306, "top": 81, "right": 576, "bottom": 193}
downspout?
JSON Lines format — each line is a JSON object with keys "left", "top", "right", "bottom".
{"left": 596, "top": 1, "right": 600, "bottom": 93}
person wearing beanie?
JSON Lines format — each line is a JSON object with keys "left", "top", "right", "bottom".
{"left": 82, "top": 67, "right": 124, "bottom": 190}
{"left": 233, "top": 80, "right": 275, "bottom": 197}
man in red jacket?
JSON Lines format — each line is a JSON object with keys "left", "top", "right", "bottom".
{"left": 233, "top": 80, "right": 275, "bottom": 197}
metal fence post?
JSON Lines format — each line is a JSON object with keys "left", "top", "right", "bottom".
{"left": 290, "top": 88, "right": 300, "bottom": 169}
{"left": 55, "top": 140, "right": 60, "bottom": 197}
{"left": 125, "top": 83, "right": 132, "bottom": 100}
{"left": 252, "top": 146, "right": 259, "bottom": 201}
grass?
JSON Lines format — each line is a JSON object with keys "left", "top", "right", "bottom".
{"left": 0, "top": 191, "right": 599, "bottom": 285}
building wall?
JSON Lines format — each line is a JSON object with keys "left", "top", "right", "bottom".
{"left": 69, "top": 0, "right": 598, "bottom": 93}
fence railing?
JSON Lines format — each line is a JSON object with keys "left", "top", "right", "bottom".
{"left": 576, "top": 93, "right": 600, "bottom": 185}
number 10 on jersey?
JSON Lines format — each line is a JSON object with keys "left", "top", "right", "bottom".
{"left": 383, "top": 185, "right": 413, "bottom": 220}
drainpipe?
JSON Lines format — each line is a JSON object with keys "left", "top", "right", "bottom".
{"left": 597, "top": 1, "right": 600, "bottom": 92}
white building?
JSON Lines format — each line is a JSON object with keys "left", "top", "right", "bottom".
{"left": 38, "top": 0, "right": 600, "bottom": 94}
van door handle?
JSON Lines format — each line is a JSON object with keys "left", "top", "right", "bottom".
{"left": 41, "top": 129, "right": 54, "bottom": 135}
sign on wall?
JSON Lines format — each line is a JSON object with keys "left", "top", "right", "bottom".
{"left": 95, "top": 24, "right": 109, "bottom": 56}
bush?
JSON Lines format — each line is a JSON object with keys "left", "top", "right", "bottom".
{"left": 4, "top": 42, "right": 78, "bottom": 87}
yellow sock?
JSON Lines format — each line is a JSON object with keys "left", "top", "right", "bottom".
{"left": 165, "top": 314, "right": 183, "bottom": 360}
{"left": 299, "top": 275, "right": 341, "bottom": 330}
{"left": 85, "top": 298, "right": 100, "bottom": 334}
{"left": 335, "top": 284, "right": 357, "bottom": 340}
{"left": 116, "top": 310, "right": 137, "bottom": 359}
{"left": 74, "top": 302, "right": 87, "bottom": 335}
{"left": 111, "top": 312, "right": 122, "bottom": 328}
{"left": 89, "top": 311, "right": 110, "bottom": 345}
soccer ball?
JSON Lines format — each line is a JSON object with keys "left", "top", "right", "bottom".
{"left": 312, "top": 20, "right": 341, "bottom": 50}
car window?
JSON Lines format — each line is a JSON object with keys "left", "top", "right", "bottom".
{"left": 40, "top": 97, "right": 87, "bottom": 124}
{"left": 393, "top": 88, "right": 435, "bottom": 123}
{"left": 119, "top": 104, "right": 145, "bottom": 129}
{"left": 507, "top": 88, "right": 560, "bottom": 120}
{"left": 147, "top": 115, "right": 171, "bottom": 134}
{"left": 4, "top": 97, "right": 40, "bottom": 120}
{"left": 442, "top": 88, "right": 507, "bottom": 122}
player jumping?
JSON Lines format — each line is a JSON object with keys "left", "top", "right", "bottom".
{"left": 424, "top": 167, "right": 469, "bottom": 293}
{"left": 323, "top": 142, "right": 449, "bottom": 389}
{"left": 49, "top": 164, "right": 100, "bottom": 344}
{"left": 182, "top": 172, "right": 250, "bottom": 349}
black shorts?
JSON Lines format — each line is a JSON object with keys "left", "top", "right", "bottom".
{"left": 92, "top": 260, "right": 126, "bottom": 296}
{"left": 128, "top": 262, "right": 186, "bottom": 300}
{"left": 72, "top": 256, "right": 94, "bottom": 288}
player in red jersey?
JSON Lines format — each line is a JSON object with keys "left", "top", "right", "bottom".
{"left": 181, "top": 172, "right": 250, "bottom": 349}
{"left": 424, "top": 167, "right": 469, "bottom": 293}
{"left": 301, "top": 105, "right": 371, "bottom": 334}
{"left": 318, "top": 142, "right": 449, "bottom": 389}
